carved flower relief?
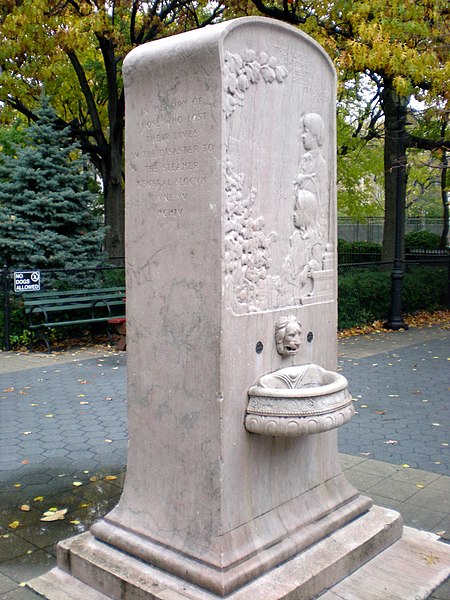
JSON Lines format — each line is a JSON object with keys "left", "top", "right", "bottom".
{"left": 223, "top": 158, "right": 280, "bottom": 313}
{"left": 224, "top": 49, "right": 288, "bottom": 118}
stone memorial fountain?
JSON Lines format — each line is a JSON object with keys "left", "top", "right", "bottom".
{"left": 30, "top": 16, "right": 450, "bottom": 600}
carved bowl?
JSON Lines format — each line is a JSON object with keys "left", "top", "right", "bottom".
{"left": 245, "top": 364, "right": 354, "bottom": 437}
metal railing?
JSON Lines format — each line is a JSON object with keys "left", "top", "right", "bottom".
{"left": 338, "top": 217, "right": 445, "bottom": 244}
{"left": 1, "top": 251, "right": 448, "bottom": 350}
{"left": 338, "top": 249, "right": 449, "bottom": 270}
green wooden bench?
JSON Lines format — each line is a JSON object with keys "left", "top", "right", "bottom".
{"left": 22, "top": 287, "right": 126, "bottom": 350}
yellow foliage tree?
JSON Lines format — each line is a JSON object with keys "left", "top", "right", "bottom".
{"left": 0, "top": 0, "right": 226, "bottom": 257}
{"left": 233, "top": 0, "right": 450, "bottom": 262}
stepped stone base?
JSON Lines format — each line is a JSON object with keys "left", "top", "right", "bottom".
{"left": 29, "top": 505, "right": 450, "bottom": 600}
{"left": 319, "top": 526, "right": 450, "bottom": 600}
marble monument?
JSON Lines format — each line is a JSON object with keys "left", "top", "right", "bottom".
{"left": 30, "top": 16, "right": 450, "bottom": 600}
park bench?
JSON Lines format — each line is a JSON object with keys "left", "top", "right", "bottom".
{"left": 22, "top": 287, "right": 126, "bottom": 350}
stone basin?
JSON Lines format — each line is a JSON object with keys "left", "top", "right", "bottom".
{"left": 245, "top": 364, "right": 354, "bottom": 437}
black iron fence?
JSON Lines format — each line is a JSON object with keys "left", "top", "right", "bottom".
{"left": 338, "top": 217, "right": 445, "bottom": 244}
{"left": 338, "top": 248, "right": 449, "bottom": 270}
{"left": 1, "top": 251, "right": 448, "bottom": 350}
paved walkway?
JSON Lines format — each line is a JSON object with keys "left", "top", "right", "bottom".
{"left": 338, "top": 324, "right": 450, "bottom": 474}
{"left": 0, "top": 323, "right": 448, "bottom": 599}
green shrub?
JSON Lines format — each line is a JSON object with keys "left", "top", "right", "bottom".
{"left": 405, "top": 230, "right": 441, "bottom": 251}
{"left": 338, "top": 269, "right": 390, "bottom": 329}
{"left": 338, "top": 239, "right": 382, "bottom": 265}
{"left": 337, "top": 239, "right": 382, "bottom": 253}
{"left": 403, "top": 266, "right": 448, "bottom": 313}
{"left": 101, "top": 267, "right": 125, "bottom": 287}
{"left": 338, "top": 265, "right": 448, "bottom": 330}
{"left": 0, "top": 294, "right": 30, "bottom": 346}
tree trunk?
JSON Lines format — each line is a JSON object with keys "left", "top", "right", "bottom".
{"left": 102, "top": 50, "right": 125, "bottom": 260}
{"left": 104, "top": 138, "right": 125, "bottom": 259}
{"left": 380, "top": 78, "right": 408, "bottom": 265}
{"left": 104, "top": 179, "right": 125, "bottom": 259}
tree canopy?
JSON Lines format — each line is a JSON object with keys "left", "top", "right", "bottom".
{"left": 236, "top": 0, "right": 450, "bottom": 257}
{"left": 1, "top": 1, "right": 449, "bottom": 260}
{"left": 0, "top": 0, "right": 226, "bottom": 257}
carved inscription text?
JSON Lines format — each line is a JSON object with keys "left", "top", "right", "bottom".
{"left": 132, "top": 96, "right": 213, "bottom": 218}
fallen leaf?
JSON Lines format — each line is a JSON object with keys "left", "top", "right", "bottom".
{"left": 360, "top": 404, "right": 368, "bottom": 408}
{"left": 104, "top": 439, "right": 113, "bottom": 443}
{"left": 3, "top": 387, "right": 14, "bottom": 392}
{"left": 72, "top": 481, "right": 83, "bottom": 487}
{"left": 436, "top": 531, "right": 446, "bottom": 537}
{"left": 105, "top": 475, "right": 117, "bottom": 481}
{"left": 14, "top": 483, "right": 21, "bottom": 488}
{"left": 375, "top": 410, "right": 386, "bottom": 415}
{"left": 33, "top": 496, "right": 44, "bottom": 502}
{"left": 402, "top": 464, "right": 410, "bottom": 468}
{"left": 44, "top": 508, "right": 67, "bottom": 516}
{"left": 423, "top": 552, "right": 439, "bottom": 567}
{"left": 1, "top": 534, "right": 10, "bottom": 539}
{"left": 8, "top": 521, "right": 20, "bottom": 529}
{"left": 20, "top": 505, "right": 31, "bottom": 512}
{"left": 41, "top": 509, "right": 67, "bottom": 522}
{"left": 79, "top": 503, "right": 90, "bottom": 508}
{"left": 416, "top": 484, "right": 425, "bottom": 489}
{"left": 70, "top": 520, "right": 81, "bottom": 525}
{"left": 89, "top": 476, "right": 99, "bottom": 482}
{"left": 21, "top": 459, "right": 29, "bottom": 465}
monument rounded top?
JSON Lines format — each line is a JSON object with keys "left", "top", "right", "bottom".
{"left": 123, "top": 16, "right": 335, "bottom": 79}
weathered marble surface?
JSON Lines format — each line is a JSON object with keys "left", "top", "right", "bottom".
{"left": 88, "top": 17, "right": 352, "bottom": 594}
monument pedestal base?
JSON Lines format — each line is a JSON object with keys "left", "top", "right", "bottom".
{"left": 29, "top": 505, "right": 449, "bottom": 600}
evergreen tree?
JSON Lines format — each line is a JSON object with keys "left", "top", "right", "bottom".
{"left": 0, "top": 96, "right": 107, "bottom": 277}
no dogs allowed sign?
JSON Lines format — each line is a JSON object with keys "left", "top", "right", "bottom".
{"left": 14, "top": 271, "right": 41, "bottom": 292}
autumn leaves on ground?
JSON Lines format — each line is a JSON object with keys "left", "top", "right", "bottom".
{"left": 337, "top": 309, "right": 450, "bottom": 339}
